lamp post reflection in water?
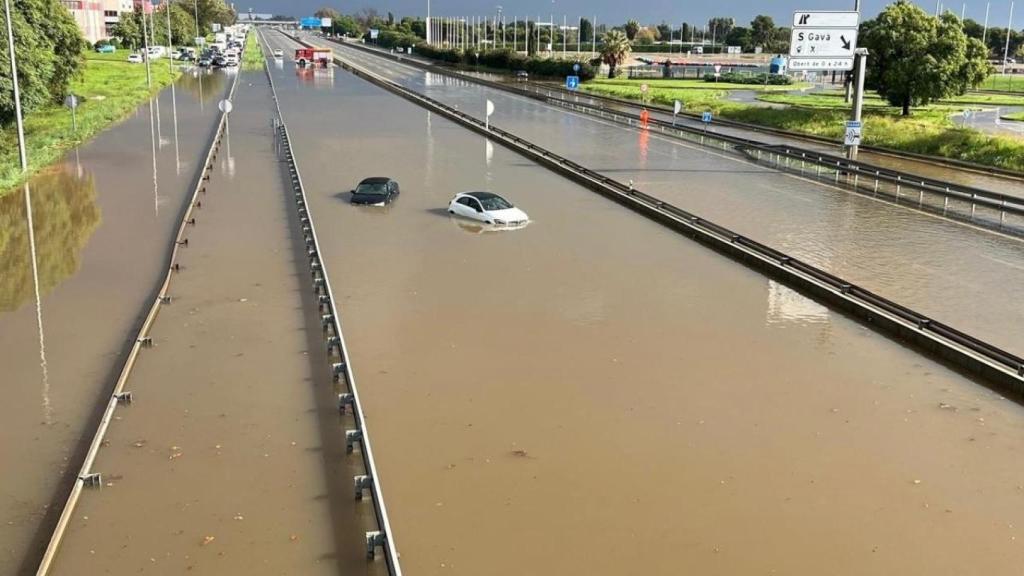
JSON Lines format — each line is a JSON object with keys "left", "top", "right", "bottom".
{"left": 149, "top": 97, "right": 160, "bottom": 215}
{"left": 23, "top": 183, "right": 52, "bottom": 423}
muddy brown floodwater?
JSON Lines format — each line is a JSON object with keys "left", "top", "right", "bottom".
{"left": 318, "top": 38, "right": 1024, "bottom": 358}
{"left": 0, "top": 70, "right": 229, "bottom": 575}
{"left": 264, "top": 30, "right": 1024, "bottom": 576}
{"left": 47, "top": 68, "right": 383, "bottom": 575}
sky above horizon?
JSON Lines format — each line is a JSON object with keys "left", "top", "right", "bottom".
{"left": 239, "top": 0, "right": 1019, "bottom": 29}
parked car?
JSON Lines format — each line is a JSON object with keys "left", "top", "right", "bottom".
{"left": 127, "top": 53, "right": 144, "bottom": 64}
{"left": 448, "top": 192, "right": 528, "bottom": 226}
{"left": 515, "top": 70, "right": 529, "bottom": 81}
{"left": 273, "top": 48, "right": 284, "bottom": 58}
{"left": 95, "top": 44, "right": 116, "bottom": 54}
{"left": 350, "top": 177, "right": 400, "bottom": 206}
{"left": 224, "top": 54, "right": 239, "bottom": 67}
{"left": 197, "top": 56, "right": 212, "bottom": 67}
{"left": 212, "top": 56, "right": 227, "bottom": 68}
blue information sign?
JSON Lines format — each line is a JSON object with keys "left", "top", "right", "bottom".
{"left": 702, "top": 111, "right": 713, "bottom": 123}
{"left": 566, "top": 75, "right": 580, "bottom": 90}
{"left": 573, "top": 63, "right": 580, "bottom": 72}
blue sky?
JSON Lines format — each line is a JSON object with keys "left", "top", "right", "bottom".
{"left": 241, "top": 0, "right": 1019, "bottom": 28}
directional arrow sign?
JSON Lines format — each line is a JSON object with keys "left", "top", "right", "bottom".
{"left": 790, "top": 28, "right": 858, "bottom": 58}
{"left": 793, "top": 11, "right": 859, "bottom": 27}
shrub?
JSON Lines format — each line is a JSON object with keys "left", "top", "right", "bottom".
{"left": 704, "top": 72, "right": 792, "bottom": 85}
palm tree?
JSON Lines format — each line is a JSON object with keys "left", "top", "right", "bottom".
{"left": 600, "top": 30, "right": 631, "bottom": 78}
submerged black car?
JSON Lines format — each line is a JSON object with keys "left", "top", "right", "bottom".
{"left": 350, "top": 177, "right": 400, "bottom": 206}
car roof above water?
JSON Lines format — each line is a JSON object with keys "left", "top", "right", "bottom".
{"left": 359, "top": 177, "right": 393, "bottom": 184}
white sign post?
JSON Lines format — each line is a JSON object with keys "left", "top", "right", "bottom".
{"left": 844, "top": 120, "right": 862, "bottom": 146}
{"left": 789, "top": 11, "right": 859, "bottom": 71}
{"left": 485, "top": 99, "right": 494, "bottom": 131}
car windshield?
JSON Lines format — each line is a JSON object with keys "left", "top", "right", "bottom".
{"left": 477, "top": 196, "right": 513, "bottom": 211}
{"left": 356, "top": 183, "right": 388, "bottom": 196}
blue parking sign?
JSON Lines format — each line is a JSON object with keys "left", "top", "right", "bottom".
{"left": 702, "top": 111, "right": 713, "bottom": 123}
{"left": 566, "top": 75, "right": 580, "bottom": 90}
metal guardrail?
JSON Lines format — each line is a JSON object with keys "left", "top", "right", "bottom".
{"left": 257, "top": 30, "right": 403, "bottom": 574}
{"left": 332, "top": 37, "right": 1024, "bottom": 184}
{"left": 323, "top": 40, "right": 1024, "bottom": 232}
{"left": 35, "top": 55, "right": 243, "bottom": 576}
{"left": 304, "top": 34, "right": 1024, "bottom": 396}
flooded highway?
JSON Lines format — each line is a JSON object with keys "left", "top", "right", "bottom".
{"left": 263, "top": 30, "right": 1024, "bottom": 576}
{"left": 0, "top": 70, "right": 230, "bottom": 575}
{"left": 300, "top": 35, "right": 1024, "bottom": 358}
{"left": 346, "top": 40, "right": 1024, "bottom": 197}
{"left": 46, "top": 66, "right": 380, "bottom": 576}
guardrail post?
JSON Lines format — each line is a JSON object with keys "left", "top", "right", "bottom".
{"left": 345, "top": 428, "right": 363, "bottom": 453}
{"left": 365, "top": 531, "right": 385, "bottom": 559}
{"left": 354, "top": 474, "right": 373, "bottom": 499}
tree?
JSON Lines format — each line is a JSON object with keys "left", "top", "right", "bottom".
{"left": 656, "top": 22, "right": 672, "bottom": 40}
{"left": 600, "top": 29, "right": 631, "bottom": 77}
{"left": 860, "top": 1, "right": 992, "bottom": 115}
{"left": 386, "top": 11, "right": 394, "bottom": 27}
{"left": 635, "top": 28, "right": 657, "bottom": 44}
{"left": 174, "top": 0, "right": 235, "bottom": 36}
{"left": 332, "top": 14, "right": 361, "bottom": 37}
{"left": 314, "top": 7, "right": 341, "bottom": 21}
{"left": 750, "top": 15, "right": 775, "bottom": 48}
{"left": 1, "top": 0, "right": 86, "bottom": 125}
{"left": 725, "top": 26, "right": 752, "bottom": 51}
{"left": 680, "top": 23, "right": 692, "bottom": 43}
{"left": 579, "top": 18, "right": 593, "bottom": 42}
{"left": 153, "top": 4, "right": 199, "bottom": 47}
{"left": 769, "top": 26, "right": 791, "bottom": 52}
{"left": 708, "top": 17, "right": 734, "bottom": 41}
{"left": 962, "top": 18, "right": 984, "bottom": 41}
{"left": 111, "top": 8, "right": 143, "bottom": 49}
{"left": 624, "top": 19, "right": 640, "bottom": 40}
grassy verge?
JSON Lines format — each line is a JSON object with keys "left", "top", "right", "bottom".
{"left": 1, "top": 51, "right": 181, "bottom": 195}
{"left": 587, "top": 77, "right": 809, "bottom": 92}
{"left": 242, "top": 31, "right": 263, "bottom": 71}
{"left": 978, "top": 75, "right": 1024, "bottom": 93}
{"left": 1002, "top": 111, "right": 1024, "bottom": 121}
{"left": 581, "top": 80, "right": 1024, "bottom": 173}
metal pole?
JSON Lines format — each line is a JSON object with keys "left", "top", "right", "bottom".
{"left": 593, "top": 15, "right": 597, "bottom": 57}
{"left": 141, "top": 3, "right": 153, "bottom": 89}
{"left": 982, "top": 2, "right": 990, "bottom": 44}
{"left": 166, "top": 0, "right": 174, "bottom": 75}
{"left": 426, "top": 0, "right": 431, "bottom": 44}
{"left": 513, "top": 15, "right": 516, "bottom": 52}
{"left": 848, "top": 48, "right": 867, "bottom": 160}
{"left": 3, "top": 0, "right": 27, "bottom": 172}
{"left": 563, "top": 14, "right": 566, "bottom": 57}
{"left": 577, "top": 16, "right": 581, "bottom": 55}
{"left": 194, "top": 0, "right": 199, "bottom": 40}
{"left": 1003, "top": 1, "right": 1014, "bottom": 74}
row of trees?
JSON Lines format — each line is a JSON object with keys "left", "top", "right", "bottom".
{"left": 1, "top": 0, "right": 87, "bottom": 125}
{"left": 110, "top": 0, "right": 236, "bottom": 50}
{"left": 961, "top": 19, "right": 1024, "bottom": 59}
{"left": 623, "top": 15, "right": 790, "bottom": 53}
{"left": 861, "top": 1, "right": 990, "bottom": 115}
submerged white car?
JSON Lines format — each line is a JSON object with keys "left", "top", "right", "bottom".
{"left": 448, "top": 192, "right": 529, "bottom": 227}
{"left": 273, "top": 48, "right": 284, "bottom": 58}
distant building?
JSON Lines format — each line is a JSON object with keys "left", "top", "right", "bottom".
{"left": 61, "top": 0, "right": 135, "bottom": 44}
{"left": 60, "top": 1, "right": 104, "bottom": 43}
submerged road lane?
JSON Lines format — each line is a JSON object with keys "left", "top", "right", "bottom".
{"left": 331, "top": 38, "right": 1024, "bottom": 197}
{"left": 48, "top": 66, "right": 382, "bottom": 576}
{"left": 292, "top": 34, "right": 1024, "bottom": 358}
{"left": 265, "top": 31, "right": 1024, "bottom": 576}
{"left": 0, "top": 70, "right": 231, "bottom": 576}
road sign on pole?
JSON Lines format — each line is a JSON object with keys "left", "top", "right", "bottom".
{"left": 64, "top": 94, "right": 79, "bottom": 132}
{"left": 843, "top": 120, "right": 862, "bottom": 146}
{"left": 789, "top": 10, "right": 859, "bottom": 71}
{"left": 566, "top": 75, "right": 580, "bottom": 90}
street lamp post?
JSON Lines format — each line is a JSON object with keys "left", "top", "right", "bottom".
{"left": 4, "top": 0, "right": 27, "bottom": 172}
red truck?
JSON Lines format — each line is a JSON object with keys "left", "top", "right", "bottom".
{"left": 294, "top": 47, "right": 332, "bottom": 67}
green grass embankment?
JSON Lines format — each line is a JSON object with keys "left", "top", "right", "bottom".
{"left": 581, "top": 78, "right": 1024, "bottom": 173}
{"left": 242, "top": 31, "right": 264, "bottom": 71}
{"left": 1, "top": 51, "right": 181, "bottom": 195}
